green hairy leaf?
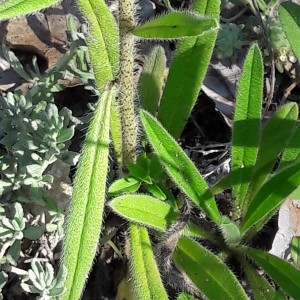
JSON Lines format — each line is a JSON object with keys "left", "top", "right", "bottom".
{"left": 279, "top": 2, "right": 300, "bottom": 62}
{"left": 140, "top": 109, "right": 221, "bottom": 223}
{"left": 0, "top": 0, "right": 60, "bottom": 20}
{"left": 231, "top": 44, "right": 263, "bottom": 213}
{"left": 173, "top": 237, "right": 248, "bottom": 299}
{"left": 132, "top": 10, "right": 218, "bottom": 39}
{"left": 109, "top": 195, "right": 207, "bottom": 238}
{"left": 76, "top": 0, "right": 119, "bottom": 91}
{"left": 244, "top": 247, "right": 300, "bottom": 298}
{"left": 147, "top": 183, "right": 166, "bottom": 200}
{"left": 139, "top": 46, "right": 166, "bottom": 114}
{"left": 158, "top": 0, "right": 220, "bottom": 138}
{"left": 129, "top": 224, "right": 168, "bottom": 300}
{"left": 0, "top": 271, "right": 8, "bottom": 290}
{"left": 108, "top": 177, "right": 141, "bottom": 195}
{"left": 62, "top": 85, "right": 114, "bottom": 300}
{"left": 278, "top": 124, "right": 300, "bottom": 171}
{"left": 246, "top": 103, "right": 298, "bottom": 201}
{"left": 241, "top": 159, "right": 300, "bottom": 233}
{"left": 240, "top": 258, "right": 276, "bottom": 299}
{"left": 126, "top": 162, "right": 152, "bottom": 184}
{"left": 109, "top": 194, "right": 178, "bottom": 230}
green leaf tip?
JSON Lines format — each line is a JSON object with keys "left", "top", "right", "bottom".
{"left": 133, "top": 10, "right": 218, "bottom": 39}
{"left": 0, "top": 0, "right": 61, "bottom": 21}
{"left": 76, "top": 0, "right": 119, "bottom": 91}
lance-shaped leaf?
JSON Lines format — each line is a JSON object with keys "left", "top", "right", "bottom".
{"left": 132, "top": 10, "right": 217, "bottom": 39}
{"left": 240, "top": 256, "right": 276, "bottom": 299}
{"left": 140, "top": 109, "right": 221, "bottom": 224}
{"left": 241, "top": 159, "right": 300, "bottom": 233}
{"left": 231, "top": 44, "right": 263, "bottom": 213}
{"left": 129, "top": 224, "right": 168, "bottom": 300}
{"left": 279, "top": 2, "right": 300, "bottom": 62}
{"left": 0, "top": 0, "right": 60, "bottom": 20}
{"left": 244, "top": 247, "right": 300, "bottom": 298}
{"left": 109, "top": 194, "right": 211, "bottom": 239}
{"left": 76, "top": 0, "right": 119, "bottom": 90}
{"left": 278, "top": 124, "right": 300, "bottom": 171}
{"left": 245, "top": 103, "right": 298, "bottom": 202}
{"left": 62, "top": 85, "right": 114, "bottom": 300}
{"left": 139, "top": 46, "right": 166, "bottom": 114}
{"left": 158, "top": 0, "right": 220, "bottom": 138}
{"left": 109, "top": 194, "right": 178, "bottom": 230}
{"left": 108, "top": 177, "right": 141, "bottom": 195}
{"left": 173, "top": 237, "right": 248, "bottom": 299}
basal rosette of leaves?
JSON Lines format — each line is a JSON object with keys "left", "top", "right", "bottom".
{"left": 110, "top": 44, "right": 300, "bottom": 299}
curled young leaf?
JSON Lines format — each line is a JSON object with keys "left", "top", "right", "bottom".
{"left": 220, "top": 216, "right": 241, "bottom": 247}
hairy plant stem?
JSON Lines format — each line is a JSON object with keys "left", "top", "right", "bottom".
{"left": 119, "top": 0, "right": 137, "bottom": 165}
{"left": 117, "top": 3, "right": 166, "bottom": 299}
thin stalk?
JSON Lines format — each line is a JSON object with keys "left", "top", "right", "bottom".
{"left": 119, "top": 0, "right": 137, "bottom": 164}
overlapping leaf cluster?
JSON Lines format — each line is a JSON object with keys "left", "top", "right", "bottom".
{"left": 2, "top": 0, "right": 300, "bottom": 299}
